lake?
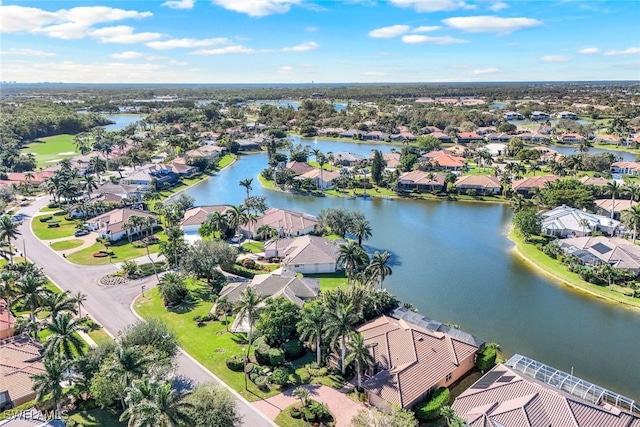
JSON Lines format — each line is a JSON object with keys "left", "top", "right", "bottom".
{"left": 183, "top": 138, "right": 640, "bottom": 400}
{"left": 103, "top": 114, "right": 145, "bottom": 132}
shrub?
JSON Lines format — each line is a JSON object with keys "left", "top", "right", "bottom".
{"left": 290, "top": 407, "right": 301, "bottom": 419}
{"left": 225, "top": 355, "right": 244, "bottom": 372}
{"left": 245, "top": 362, "right": 255, "bottom": 374}
{"left": 476, "top": 346, "right": 497, "bottom": 371}
{"left": 268, "top": 348, "right": 285, "bottom": 366}
{"left": 250, "top": 373, "right": 258, "bottom": 382}
{"left": 39, "top": 216, "right": 53, "bottom": 222}
{"left": 415, "top": 387, "right": 451, "bottom": 421}
{"left": 270, "top": 367, "right": 290, "bottom": 387}
{"left": 283, "top": 339, "right": 305, "bottom": 360}
{"left": 254, "top": 375, "right": 269, "bottom": 390}
{"left": 47, "top": 223, "right": 60, "bottom": 228}
{"left": 242, "top": 258, "right": 257, "bottom": 269}
{"left": 254, "top": 343, "right": 271, "bottom": 366}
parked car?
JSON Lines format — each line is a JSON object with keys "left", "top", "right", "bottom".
{"left": 74, "top": 229, "right": 90, "bottom": 237}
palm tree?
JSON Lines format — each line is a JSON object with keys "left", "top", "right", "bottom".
{"left": 364, "top": 251, "right": 393, "bottom": 290}
{"left": 297, "top": 303, "right": 325, "bottom": 366}
{"left": 0, "top": 215, "right": 21, "bottom": 264}
{"left": 120, "top": 378, "right": 193, "bottom": 427}
{"left": 225, "top": 205, "right": 247, "bottom": 237}
{"left": 203, "top": 211, "right": 228, "bottom": 239}
{"left": 72, "top": 291, "right": 87, "bottom": 318}
{"left": 13, "top": 271, "right": 50, "bottom": 323}
{"left": 256, "top": 224, "right": 277, "bottom": 242}
{"left": 89, "top": 155, "right": 106, "bottom": 183}
{"left": 81, "top": 175, "right": 98, "bottom": 200}
{"left": 239, "top": 178, "right": 253, "bottom": 199}
{"left": 606, "top": 181, "right": 621, "bottom": 220}
{"left": 337, "top": 240, "right": 368, "bottom": 285}
{"left": 215, "top": 296, "right": 233, "bottom": 332}
{"left": 351, "top": 218, "right": 372, "bottom": 246}
{"left": 43, "top": 312, "right": 88, "bottom": 359}
{"left": 31, "top": 355, "right": 67, "bottom": 416}
{"left": 345, "top": 332, "right": 374, "bottom": 391}
{"left": 37, "top": 291, "right": 77, "bottom": 323}
{"left": 235, "top": 287, "right": 264, "bottom": 364}
{"left": 324, "top": 303, "right": 358, "bottom": 375}
{"left": 292, "top": 386, "right": 310, "bottom": 407}
{"left": 622, "top": 204, "right": 640, "bottom": 242}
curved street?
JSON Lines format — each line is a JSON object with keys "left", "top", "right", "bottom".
{"left": 16, "top": 196, "right": 275, "bottom": 427}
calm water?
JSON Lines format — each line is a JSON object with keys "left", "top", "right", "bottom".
{"left": 103, "top": 114, "right": 145, "bottom": 132}
{"left": 184, "top": 139, "right": 640, "bottom": 400}
{"left": 551, "top": 145, "right": 636, "bottom": 162}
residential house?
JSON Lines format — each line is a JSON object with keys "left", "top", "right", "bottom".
{"left": 185, "top": 144, "right": 227, "bottom": 160}
{"left": 0, "top": 300, "right": 15, "bottom": 340}
{"left": 235, "top": 139, "right": 261, "bottom": 151}
{"left": 93, "top": 182, "right": 143, "bottom": 202}
{"left": 580, "top": 176, "right": 610, "bottom": 188}
{"left": 531, "top": 146, "right": 560, "bottom": 162}
{"left": 180, "top": 205, "right": 231, "bottom": 236}
{"left": 122, "top": 164, "right": 179, "bottom": 189}
{"left": 512, "top": 175, "right": 560, "bottom": 196}
{"left": 541, "top": 205, "right": 620, "bottom": 237}
{"left": 557, "top": 236, "right": 640, "bottom": 273}
{"left": 453, "top": 354, "right": 640, "bottom": 427}
{"left": 559, "top": 133, "right": 585, "bottom": 143}
{"left": 519, "top": 132, "right": 551, "bottom": 144}
{"left": 169, "top": 158, "right": 200, "bottom": 178}
{"left": 339, "top": 129, "right": 362, "bottom": 139}
{"left": 530, "top": 111, "right": 550, "bottom": 120}
{"left": 421, "top": 151, "right": 466, "bottom": 171}
{"left": 363, "top": 131, "right": 389, "bottom": 141}
{"left": 86, "top": 207, "right": 157, "bottom": 241}
{"left": 369, "top": 152, "right": 401, "bottom": 169}
{"left": 0, "top": 334, "right": 46, "bottom": 409}
{"left": 454, "top": 175, "right": 501, "bottom": 195}
{"left": 594, "top": 134, "right": 621, "bottom": 145}
{"left": 486, "top": 133, "right": 512, "bottom": 143}
{"left": 317, "top": 127, "right": 345, "bottom": 137}
{"left": 444, "top": 145, "right": 468, "bottom": 157}
{"left": 356, "top": 308, "right": 483, "bottom": 410}
{"left": 240, "top": 208, "right": 318, "bottom": 239}
{"left": 389, "top": 131, "right": 417, "bottom": 142}
{"left": 296, "top": 168, "right": 341, "bottom": 190}
{"left": 397, "top": 171, "right": 445, "bottom": 192}
{"left": 331, "top": 152, "right": 365, "bottom": 167}
{"left": 503, "top": 111, "right": 524, "bottom": 120}
{"left": 595, "top": 199, "right": 637, "bottom": 220}
{"left": 264, "top": 235, "right": 340, "bottom": 274}
{"left": 557, "top": 111, "right": 579, "bottom": 120}
{"left": 611, "top": 161, "right": 640, "bottom": 176}
{"left": 429, "top": 131, "right": 453, "bottom": 143}
{"left": 285, "top": 161, "right": 314, "bottom": 176}
{"left": 457, "top": 132, "right": 484, "bottom": 144}
{"left": 2, "top": 171, "right": 55, "bottom": 185}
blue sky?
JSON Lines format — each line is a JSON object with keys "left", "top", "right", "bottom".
{"left": 1, "top": 0, "right": 638, "bottom": 83}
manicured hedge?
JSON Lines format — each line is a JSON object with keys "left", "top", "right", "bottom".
{"left": 283, "top": 338, "right": 305, "bottom": 360}
{"left": 476, "top": 346, "right": 497, "bottom": 372}
{"left": 415, "top": 387, "right": 450, "bottom": 421}
{"left": 225, "top": 355, "right": 244, "bottom": 372}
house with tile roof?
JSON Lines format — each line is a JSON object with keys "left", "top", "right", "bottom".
{"left": 331, "top": 152, "right": 365, "bottom": 166}
{"left": 595, "top": 199, "right": 637, "bottom": 220}
{"left": 559, "top": 133, "right": 585, "bottom": 143}
{"left": 180, "top": 205, "right": 231, "bottom": 236}
{"left": 0, "top": 334, "right": 45, "bottom": 409}
{"left": 285, "top": 161, "right": 314, "bottom": 176}
{"left": 356, "top": 310, "right": 482, "bottom": 410}
{"left": 185, "top": 144, "right": 226, "bottom": 160}
{"left": 86, "top": 208, "right": 157, "bottom": 241}
{"left": 557, "top": 236, "right": 640, "bottom": 273}
{"left": 457, "top": 132, "right": 484, "bottom": 144}
{"left": 557, "top": 111, "right": 579, "bottom": 120}
{"left": 421, "top": 151, "right": 466, "bottom": 171}
{"left": 295, "top": 168, "right": 342, "bottom": 191}
{"left": 579, "top": 176, "right": 610, "bottom": 188}
{"left": 0, "top": 300, "right": 15, "bottom": 340}
{"left": 503, "top": 111, "right": 524, "bottom": 120}
{"left": 397, "top": 171, "right": 445, "bottom": 193}
{"left": 453, "top": 354, "right": 640, "bottom": 427}
{"left": 240, "top": 208, "right": 318, "bottom": 239}
{"left": 611, "top": 161, "right": 640, "bottom": 176}
{"left": 512, "top": 175, "right": 560, "bottom": 196}
{"left": 369, "top": 151, "right": 401, "bottom": 169}
{"left": 264, "top": 235, "right": 340, "bottom": 274}
{"left": 454, "top": 175, "right": 501, "bottom": 195}
{"left": 541, "top": 205, "right": 619, "bottom": 237}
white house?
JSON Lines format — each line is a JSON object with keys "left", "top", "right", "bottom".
{"left": 264, "top": 235, "right": 341, "bottom": 274}
{"left": 541, "top": 205, "right": 619, "bottom": 237}
{"left": 86, "top": 208, "right": 157, "bottom": 241}
{"left": 295, "top": 168, "right": 341, "bottom": 190}
{"left": 611, "top": 161, "right": 640, "bottom": 176}
{"left": 180, "top": 205, "right": 231, "bottom": 237}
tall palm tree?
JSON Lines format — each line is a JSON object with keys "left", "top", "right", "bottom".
{"left": 203, "top": 211, "right": 228, "bottom": 239}
{"left": 337, "top": 240, "right": 368, "bottom": 285}
{"left": 43, "top": 312, "right": 88, "bottom": 359}
{"left": 81, "top": 174, "right": 98, "bottom": 200}
{"left": 317, "top": 154, "right": 327, "bottom": 192}
{"left": 622, "top": 204, "right": 640, "bottom": 242}
{"left": 235, "top": 287, "right": 264, "bottom": 363}
{"left": 13, "top": 271, "right": 50, "bottom": 323}
{"left": 120, "top": 378, "right": 193, "bottom": 427}
{"left": 215, "top": 296, "right": 233, "bottom": 332}
{"left": 351, "top": 218, "right": 372, "bottom": 247}
{"left": 31, "top": 355, "right": 67, "bottom": 416}
{"left": 606, "top": 181, "right": 621, "bottom": 220}
{"left": 37, "top": 291, "right": 77, "bottom": 323}
{"left": 297, "top": 303, "right": 325, "bottom": 366}
{"left": 72, "top": 291, "right": 87, "bottom": 318}
{"left": 324, "top": 303, "right": 358, "bottom": 375}
{"left": 0, "top": 215, "right": 21, "bottom": 264}
{"left": 364, "top": 251, "right": 393, "bottom": 290}
{"left": 239, "top": 178, "right": 253, "bottom": 199}
{"left": 225, "top": 205, "right": 247, "bottom": 237}
{"left": 256, "top": 224, "right": 277, "bottom": 242}
{"left": 89, "top": 156, "right": 106, "bottom": 183}
{"left": 345, "top": 332, "right": 375, "bottom": 391}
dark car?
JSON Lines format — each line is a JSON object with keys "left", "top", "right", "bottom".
{"left": 74, "top": 229, "right": 90, "bottom": 237}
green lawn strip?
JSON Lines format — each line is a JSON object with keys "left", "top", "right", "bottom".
{"left": 258, "top": 174, "right": 279, "bottom": 191}
{"left": 21, "top": 134, "right": 78, "bottom": 168}
{"left": 31, "top": 213, "right": 80, "bottom": 240}
{"left": 133, "top": 283, "right": 282, "bottom": 401}
{"left": 67, "top": 237, "right": 165, "bottom": 266}
{"left": 50, "top": 239, "right": 84, "bottom": 251}
{"left": 242, "top": 241, "right": 264, "bottom": 253}
{"left": 307, "top": 160, "right": 340, "bottom": 171}
{"left": 87, "top": 328, "right": 113, "bottom": 346}
{"left": 509, "top": 229, "right": 640, "bottom": 309}
{"left": 305, "top": 272, "right": 348, "bottom": 291}
{"left": 39, "top": 206, "right": 64, "bottom": 213}
{"left": 67, "top": 408, "right": 126, "bottom": 427}
{"left": 217, "top": 154, "right": 236, "bottom": 169}
{"left": 274, "top": 403, "right": 306, "bottom": 427}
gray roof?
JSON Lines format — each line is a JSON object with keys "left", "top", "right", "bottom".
{"left": 388, "top": 307, "right": 485, "bottom": 347}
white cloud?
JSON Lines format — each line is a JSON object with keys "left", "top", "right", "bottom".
{"left": 364, "top": 71, "right": 387, "bottom": 77}
{"left": 162, "top": 0, "right": 195, "bottom": 9}
{"left": 0, "top": 48, "right": 55, "bottom": 57}
{"left": 89, "top": 26, "right": 163, "bottom": 44}
{"left": 191, "top": 45, "right": 257, "bottom": 55}
{"left": 389, "top": 0, "right": 467, "bottom": 12}
{"left": 469, "top": 67, "right": 499, "bottom": 75}
{"left": 211, "top": 0, "right": 301, "bottom": 17}
{"left": 578, "top": 47, "right": 600, "bottom": 54}
{"left": 111, "top": 51, "right": 144, "bottom": 59}
{"left": 443, "top": 15, "right": 542, "bottom": 34}
{"left": 489, "top": 2, "right": 509, "bottom": 11}
{"left": 147, "top": 38, "right": 231, "bottom": 50}
{"left": 369, "top": 25, "right": 410, "bottom": 38}
{"left": 282, "top": 41, "right": 319, "bottom": 52}
{"left": 0, "top": 5, "right": 152, "bottom": 38}
{"left": 169, "top": 59, "right": 188, "bottom": 66}
{"left": 604, "top": 47, "right": 640, "bottom": 56}
{"left": 401, "top": 34, "right": 467, "bottom": 44}
{"left": 279, "top": 66, "right": 293, "bottom": 73}
{"left": 540, "top": 55, "right": 570, "bottom": 62}
{"left": 412, "top": 25, "right": 441, "bottom": 33}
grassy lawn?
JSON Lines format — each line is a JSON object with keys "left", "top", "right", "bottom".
{"left": 242, "top": 241, "right": 264, "bottom": 253}
{"left": 274, "top": 403, "right": 306, "bottom": 427}
{"left": 218, "top": 153, "right": 236, "bottom": 169}
{"left": 134, "top": 281, "right": 283, "bottom": 401}
{"left": 21, "top": 134, "right": 77, "bottom": 168}
{"left": 67, "top": 236, "right": 165, "bottom": 266}
{"left": 31, "top": 213, "right": 80, "bottom": 240}
{"left": 87, "top": 328, "right": 113, "bottom": 346}
{"left": 39, "top": 206, "right": 64, "bottom": 213}
{"left": 509, "top": 229, "right": 640, "bottom": 310}
{"left": 67, "top": 408, "right": 125, "bottom": 427}
{"left": 50, "top": 239, "right": 84, "bottom": 251}
{"left": 258, "top": 174, "right": 280, "bottom": 191}
{"left": 305, "top": 272, "right": 348, "bottom": 291}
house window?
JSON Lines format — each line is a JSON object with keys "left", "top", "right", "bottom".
{"left": 446, "top": 372, "right": 452, "bottom": 382}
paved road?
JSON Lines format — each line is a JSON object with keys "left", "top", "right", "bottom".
{"left": 16, "top": 197, "right": 275, "bottom": 426}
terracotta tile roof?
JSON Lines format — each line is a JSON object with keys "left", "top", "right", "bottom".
{"left": 398, "top": 171, "right": 445, "bottom": 186}
{"left": 357, "top": 315, "right": 479, "bottom": 408}
{"left": 0, "top": 334, "right": 44, "bottom": 405}
{"left": 455, "top": 175, "right": 501, "bottom": 189}
{"left": 89, "top": 208, "right": 157, "bottom": 235}
{"left": 512, "top": 175, "right": 560, "bottom": 191}
{"left": 286, "top": 161, "right": 314, "bottom": 175}
{"left": 180, "top": 205, "right": 231, "bottom": 227}
{"left": 265, "top": 235, "right": 339, "bottom": 267}
{"left": 579, "top": 176, "right": 609, "bottom": 187}
{"left": 242, "top": 208, "right": 318, "bottom": 236}
{"left": 0, "top": 300, "right": 15, "bottom": 334}
{"left": 611, "top": 161, "right": 640, "bottom": 171}
{"left": 595, "top": 199, "right": 636, "bottom": 213}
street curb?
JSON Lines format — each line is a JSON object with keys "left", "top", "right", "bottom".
{"left": 129, "top": 293, "right": 278, "bottom": 427}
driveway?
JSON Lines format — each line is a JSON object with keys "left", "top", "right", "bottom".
{"left": 252, "top": 384, "right": 364, "bottom": 427}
